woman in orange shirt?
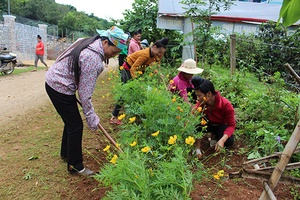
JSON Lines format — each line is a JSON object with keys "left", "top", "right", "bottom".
{"left": 110, "top": 38, "right": 169, "bottom": 124}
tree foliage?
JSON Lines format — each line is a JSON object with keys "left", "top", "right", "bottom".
{"left": 181, "top": 0, "right": 233, "bottom": 66}
{"left": 118, "top": 0, "right": 183, "bottom": 65}
{"left": 1, "top": 0, "right": 113, "bottom": 37}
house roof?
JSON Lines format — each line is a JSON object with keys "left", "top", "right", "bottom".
{"left": 158, "top": 0, "right": 300, "bottom": 25}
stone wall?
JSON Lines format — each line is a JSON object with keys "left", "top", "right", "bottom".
{"left": 0, "top": 15, "right": 71, "bottom": 62}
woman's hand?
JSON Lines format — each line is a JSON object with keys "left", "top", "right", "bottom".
{"left": 215, "top": 140, "right": 225, "bottom": 151}
{"left": 215, "top": 134, "right": 228, "bottom": 152}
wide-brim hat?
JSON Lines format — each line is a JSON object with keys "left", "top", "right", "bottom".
{"left": 96, "top": 26, "right": 128, "bottom": 51}
{"left": 177, "top": 58, "right": 204, "bottom": 74}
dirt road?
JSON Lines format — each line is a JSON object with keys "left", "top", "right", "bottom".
{"left": 0, "top": 59, "right": 118, "bottom": 129}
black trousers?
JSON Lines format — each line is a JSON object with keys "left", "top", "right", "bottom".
{"left": 112, "top": 69, "right": 132, "bottom": 117}
{"left": 207, "top": 124, "right": 234, "bottom": 146}
{"left": 45, "top": 83, "right": 84, "bottom": 172}
{"left": 118, "top": 54, "right": 126, "bottom": 67}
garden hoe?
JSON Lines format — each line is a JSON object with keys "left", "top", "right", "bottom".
{"left": 76, "top": 98, "right": 123, "bottom": 153}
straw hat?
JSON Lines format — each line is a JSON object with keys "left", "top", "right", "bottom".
{"left": 177, "top": 59, "right": 204, "bottom": 74}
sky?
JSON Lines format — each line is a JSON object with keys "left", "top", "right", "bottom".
{"left": 55, "top": 0, "right": 135, "bottom": 20}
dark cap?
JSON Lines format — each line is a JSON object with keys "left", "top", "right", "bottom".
{"left": 37, "top": 35, "right": 41, "bottom": 39}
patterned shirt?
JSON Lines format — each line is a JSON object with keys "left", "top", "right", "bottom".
{"left": 45, "top": 38, "right": 105, "bottom": 130}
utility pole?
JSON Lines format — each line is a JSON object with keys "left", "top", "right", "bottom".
{"left": 8, "top": 0, "right": 11, "bottom": 15}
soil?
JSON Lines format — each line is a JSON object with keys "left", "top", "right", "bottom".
{"left": 0, "top": 59, "right": 297, "bottom": 199}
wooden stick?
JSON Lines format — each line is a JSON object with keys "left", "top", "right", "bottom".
{"left": 98, "top": 123, "right": 123, "bottom": 153}
{"left": 259, "top": 120, "right": 300, "bottom": 199}
{"left": 76, "top": 98, "right": 123, "bottom": 153}
{"left": 262, "top": 182, "right": 276, "bottom": 200}
{"left": 243, "top": 146, "right": 300, "bottom": 168}
{"left": 284, "top": 63, "right": 300, "bottom": 85}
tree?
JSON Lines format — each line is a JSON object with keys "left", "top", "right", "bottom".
{"left": 181, "top": 0, "right": 233, "bottom": 67}
{"left": 117, "top": 0, "right": 182, "bottom": 65}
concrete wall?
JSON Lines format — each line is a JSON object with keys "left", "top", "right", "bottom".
{"left": 0, "top": 15, "right": 48, "bottom": 61}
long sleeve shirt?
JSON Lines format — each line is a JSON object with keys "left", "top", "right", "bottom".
{"left": 169, "top": 72, "right": 194, "bottom": 102}
{"left": 45, "top": 38, "right": 105, "bottom": 130}
{"left": 128, "top": 38, "right": 141, "bottom": 55}
{"left": 194, "top": 91, "right": 236, "bottom": 137}
{"left": 126, "top": 48, "right": 161, "bottom": 79}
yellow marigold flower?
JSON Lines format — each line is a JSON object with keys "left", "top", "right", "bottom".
{"left": 169, "top": 80, "right": 174, "bottom": 84}
{"left": 197, "top": 107, "right": 202, "bottom": 112}
{"left": 201, "top": 118, "right": 207, "bottom": 125}
{"left": 119, "top": 66, "right": 124, "bottom": 70}
{"left": 102, "top": 96, "right": 105, "bottom": 98}
{"left": 185, "top": 136, "right": 195, "bottom": 145}
{"left": 177, "top": 106, "right": 183, "bottom": 112}
{"left": 110, "top": 154, "right": 118, "bottom": 164}
{"left": 103, "top": 145, "right": 110, "bottom": 152}
{"left": 213, "top": 174, "right": 220, "bottom": 180}
{"left": 176, "top": 115, "right": 181, "bottom": 120}
{"left": 130, "top": 141, "right": 137, "bottom": 147}
{"left": 108, "top": 77, "right": 111, "bottom": 81}
{"left": 168, "top": 135, "right": 177, "bottom": 145}
{"left": 106, "top": 93, "right": 110, "bottom": 97}
{"left": 129, "top": 116, "right": 136, "bottom": 123}
{"left": 101, "top": 80, "right": 105, "bottom": 83}
{"left": 148, "top": 168, "right": 154, "bottom": 176}
{"left": 138, "top": 71, "right": 143, "bottom": 75}
{"left": 203, "top": 97, "right": 207, "bottom": 101}
{"left": 217, "top": 170, "right": 225, "bottom": 177}
{"left": 172, "top": 97, "right": 176, "bottom": 102}
{"left": 141, "top": 146, "right": 151, "bottom": 153}
{"left": 118, "top": 114, "right": 126, "bottom": 120}
{"left": 151, "top": 131, "right": 160, "bottom": 137}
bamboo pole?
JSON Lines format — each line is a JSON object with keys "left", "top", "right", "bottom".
{"left": 284, "top": 63, "right": 300, "bottom": 85}
{"left": 259, "top": 120, "right": 300, "bottom": 200}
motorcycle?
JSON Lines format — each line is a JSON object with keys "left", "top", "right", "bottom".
{"left": 0, "top": 48, "right": 17, "bottom": 75}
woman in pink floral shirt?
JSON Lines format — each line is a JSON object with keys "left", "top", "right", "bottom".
{"left": 45, "top": 26, "right": 128, "bottom": 176}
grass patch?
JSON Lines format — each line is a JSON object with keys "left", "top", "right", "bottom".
{"left": 0, "top": 69, "right": 115, "bottom": 199}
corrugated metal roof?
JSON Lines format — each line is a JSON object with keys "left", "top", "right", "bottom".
{"left": 158, "top": 0, "right": 299, "bottom": 25}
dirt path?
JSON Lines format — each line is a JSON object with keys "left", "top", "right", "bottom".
{"left": 0, "top": 59, "right": 118, "bottom": 129}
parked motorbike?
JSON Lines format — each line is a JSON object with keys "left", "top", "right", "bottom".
{"left": 0, "top": 48, "right": 17, "bottom": 75}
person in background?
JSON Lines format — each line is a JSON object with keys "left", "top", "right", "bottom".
{"left": 191, "top": 78, "right": 235, "bottom": 159}
{"left": 45, "top": 26, "right": 128, "bottom": 176}
{"left": 118, "top": 33, "right": 131, "bottom": 68}
{"left": 168, "top": 58, "right": 203, "bottom": 103}
{"left": 110, "top": 38, "right": 169, "bottom": 125}
{"left": 128, "top": 29, "right": 142, "bottom": 55}
{"left": 32, "top": 34, "right": 48, "bottom": 72}
{"left": 141, "top": 39, "right": 149, "bottom": 49}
